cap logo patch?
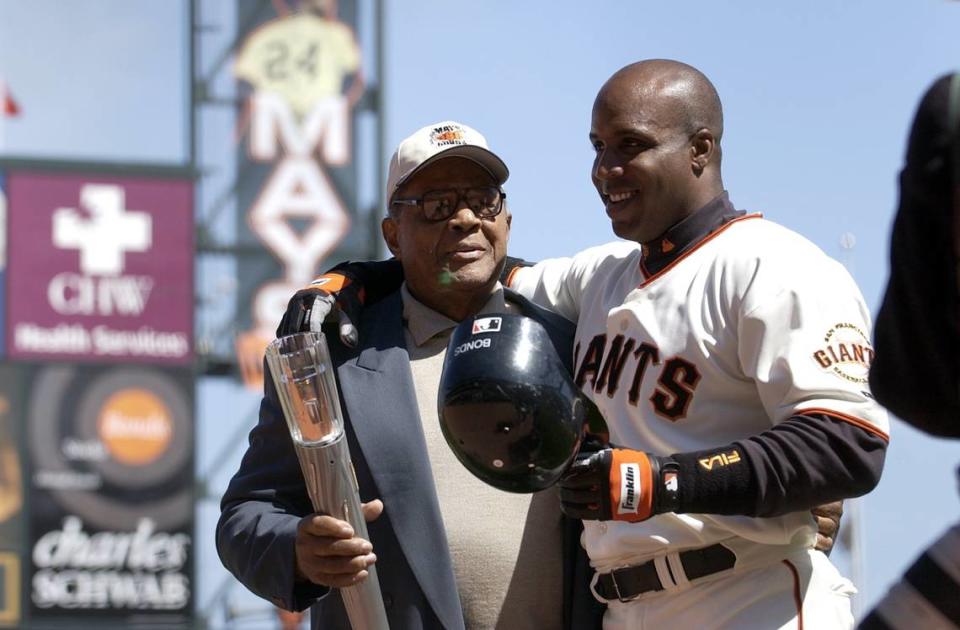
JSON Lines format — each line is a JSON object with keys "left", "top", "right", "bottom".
{"left": 812, "top": 322, "right": 874, "bottom": 384}
{"left": 472, "top": 316, "right": 502, "bottom": 334}
{"left": 430, "top": 124, "right": 467, "bottom": 147}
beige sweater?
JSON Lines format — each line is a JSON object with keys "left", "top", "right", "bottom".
{"left": 401, "top": 284, "right": 564, "bottom": 630}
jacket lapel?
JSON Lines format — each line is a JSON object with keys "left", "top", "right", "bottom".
{"left": 336, "top": 292, "right": 464, "bottom": 630}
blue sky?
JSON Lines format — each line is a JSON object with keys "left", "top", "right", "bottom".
{"left": 2, "top": 0, "right": 959, "bottom": 625}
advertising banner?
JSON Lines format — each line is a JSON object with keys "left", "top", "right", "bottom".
{"left": 0, "top": 365, "right": 24, "bottom": 629}
{"left": 25, "top": 364, "right": 194, "bottom": 626}
{"left": 5, "top": 172, "right": 193, "bottom": 365}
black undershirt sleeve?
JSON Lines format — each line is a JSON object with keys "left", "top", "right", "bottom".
{"left": 327, "top": 255, "right": 534, "bottom": 306}
{"left": 329, "top": 258, "right": 403, "bottom": 306}
{"left": 670, "top": 413, "right": 887, "bottom": 518}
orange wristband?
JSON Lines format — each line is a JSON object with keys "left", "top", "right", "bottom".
{"left": 306, "top": 273, "right": 352, "bottom": 293}
{"left": 610, "top": 449, "right": 654, "bottom": 522}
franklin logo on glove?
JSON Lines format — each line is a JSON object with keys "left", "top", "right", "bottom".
{"left": 619, "top": 463, "right": 640, "bottom": 515}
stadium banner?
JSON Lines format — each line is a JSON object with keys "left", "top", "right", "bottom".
{"left": 5, "top": 172, "right": 193, "bottom": 365}
{"left": 0, "top": 365, "right": 25, "bottom": 629}
{"left": 232, "top": 0, "right": 376, "bottom": 389}
{"left": 25, "top": 364, "right": 194, "bottom": 626}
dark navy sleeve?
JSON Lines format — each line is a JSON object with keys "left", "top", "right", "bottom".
{"left": 327, "top": 255, "right": 535, "bottom": 313}
{"left": 670, "top": 413, "right": 887, "bottom": 517}
{"left": 329, "top": 258, "right": 405, "bottom": 306}
{"left": 216, "top": 361, "right": 331, "bottom": 612}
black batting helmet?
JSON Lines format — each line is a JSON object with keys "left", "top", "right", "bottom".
{"left": 438, "top": 313, "right": 590, "bottom": 493}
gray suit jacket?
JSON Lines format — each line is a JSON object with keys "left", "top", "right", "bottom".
{"left": 217, "top": 288, "right": 603, "bottom": 629}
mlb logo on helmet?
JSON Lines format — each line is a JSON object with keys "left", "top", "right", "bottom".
{"left": 472, "top": 316, "right": 502, "bottom": 334}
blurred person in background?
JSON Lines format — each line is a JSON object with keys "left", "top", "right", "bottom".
{"left": 860, "top": 72, "right": 960, "bottom": 629}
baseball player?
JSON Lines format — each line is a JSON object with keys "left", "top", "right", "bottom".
{"left": 500, "top": 59, "right": 888, "bottom": 629}
{"left": 284, "top": 60, "right": 886, "bottom": 628}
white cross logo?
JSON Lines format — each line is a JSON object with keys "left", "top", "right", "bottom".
{"left": 52, "top": 184, "right": 152, "bottom": 275}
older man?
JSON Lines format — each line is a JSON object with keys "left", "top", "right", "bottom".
{"left": 217, "top": 121, "right": 602, "bottom": 629}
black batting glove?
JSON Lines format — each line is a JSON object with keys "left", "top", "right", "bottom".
{"left": 275, "top": 273, "right": 364, "bottom": 346}
{"left": 559, "top": 447, "right": 679, "bottom": 523}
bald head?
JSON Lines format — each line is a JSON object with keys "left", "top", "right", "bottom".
{"left": 599, "top": 59, "right": 724, "bottom": 151}
{"left": 589, "top": 59, "right": 726, "bottom": 243}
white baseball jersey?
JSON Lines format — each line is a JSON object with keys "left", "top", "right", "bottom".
{"left": 509, "top": 214, "right": 890, "bottom": 571}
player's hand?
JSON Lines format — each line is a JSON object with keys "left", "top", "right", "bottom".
{"left": 578, "top": 431, "right": 610, "bottom": 457}
{"left": 275, "top": 273, "right": 365, "bottom": 347}
{"left": 559, "top": 448, "right": 664, "bottom": 523}
{"left": 294, "top": 499, "right": 383, "bottom": 588}
{"left": 811, "top": 500, "right": 843, "bottom": 555}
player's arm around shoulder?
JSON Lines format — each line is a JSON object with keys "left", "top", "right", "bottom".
{"left": 507, "top": 240, "right": 643, "bottom": 322}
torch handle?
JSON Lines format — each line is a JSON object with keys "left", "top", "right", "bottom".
{"left": 294, "top": 434, "right": 390, "bottom": 630}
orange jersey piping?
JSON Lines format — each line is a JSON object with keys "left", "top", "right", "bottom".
{"left": 782, "top": 559, "right": 804, "bottom": 630}
{"left": 505, "top": 264, "right": 523, "bottom": 289}
{"left": 795, "top": 407, "right": 890, "bottom": 442}
{"left": 638, "top": 214, "right": 763, "bottom": 288}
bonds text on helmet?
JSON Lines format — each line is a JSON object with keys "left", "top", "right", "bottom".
{"left": 453, "top": 338, "right": 492, "bottom": 356}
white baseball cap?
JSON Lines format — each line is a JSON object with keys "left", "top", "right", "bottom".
{"left": 385, "top": 120, "right": 509, "bottom": 209}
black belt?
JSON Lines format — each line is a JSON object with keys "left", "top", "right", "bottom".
{"left": 594, "top": 543, "right": 736, "bottom": 602}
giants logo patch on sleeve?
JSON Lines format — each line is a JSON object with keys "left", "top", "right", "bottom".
{"left": 617, "top": 462, "right": 641, "bottom": 515}
{"left": 811, "top": 323, "right": 874, "bottom": 384}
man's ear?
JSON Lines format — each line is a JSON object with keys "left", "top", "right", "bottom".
{"left": 382, "top": 216, "right": 401, "bottom": 257}
{"left": 690, "top": 129, "right": 716, "bottom": 175}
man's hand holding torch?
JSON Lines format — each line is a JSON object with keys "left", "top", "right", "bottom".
{"left": 266, "top": 332, "right": 390, "bottom": 630}
{"left": 294, "top": 500, "right": 383, "bottom": 588}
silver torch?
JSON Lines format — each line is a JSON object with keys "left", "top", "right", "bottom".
{"left": 265, "top": 332, "right": 390, "bottom": 630}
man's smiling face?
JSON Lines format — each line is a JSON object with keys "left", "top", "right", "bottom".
{"left": 590, "top": 75, "right": 703, "bottom": 244}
